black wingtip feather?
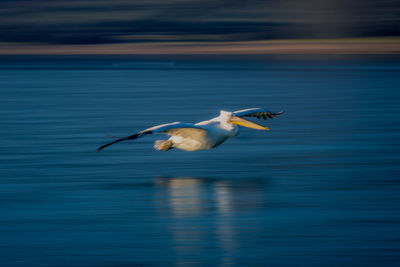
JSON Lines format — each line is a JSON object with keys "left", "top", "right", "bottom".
{"left": 96, "top": 138, "right": 124, "bottom": 152}
{"left": 95, "top": 131, "right": 151, "bottom": 152}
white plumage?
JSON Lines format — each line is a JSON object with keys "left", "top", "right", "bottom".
{"left": 96, "top": 108, "right": 283, "bottom": 152}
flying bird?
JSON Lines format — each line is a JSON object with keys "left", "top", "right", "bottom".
{"left": 96, "top": 108, "right": 283, "bottom": 152}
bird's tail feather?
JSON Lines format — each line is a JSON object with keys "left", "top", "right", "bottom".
{"left": 154, "top": 140, "right": 173, "bottom": 151}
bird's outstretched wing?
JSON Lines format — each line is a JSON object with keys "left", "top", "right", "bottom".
{"left": 233, "top": 108, "right": 284, "bottom": 120}
{"left": 96, "top": 122, "right": 205, "bottom": 152}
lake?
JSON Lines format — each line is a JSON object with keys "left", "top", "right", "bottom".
{"left": 1, "top": 55, "right": 399, "bottom": 266}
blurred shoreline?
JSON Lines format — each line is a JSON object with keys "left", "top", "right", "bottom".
{"left": 1, "top": 38, "right": 399, "bottom": 55}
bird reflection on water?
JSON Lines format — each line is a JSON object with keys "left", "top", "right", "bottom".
{"left": 154, "top": 176, "right": 269, "bottom": 265}
{"left": 154, "top": 176, "right": 269, "bottom": 216}
{"left": 155, "top": 177, "right": 206, "bottom": 216}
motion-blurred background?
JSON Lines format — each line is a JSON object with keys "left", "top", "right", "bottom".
{"left": 1, "top": 0, "right": 399, "bottom": 54}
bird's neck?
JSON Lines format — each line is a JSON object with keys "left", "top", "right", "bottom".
{"left": 218, "top": 116, "right": 236, "bottom": 131}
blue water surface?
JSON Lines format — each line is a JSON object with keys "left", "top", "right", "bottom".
{"left": 0, "top": 56, "right": 399, "bottom": 266}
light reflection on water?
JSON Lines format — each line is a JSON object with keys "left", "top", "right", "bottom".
{"left": 155, "top": 176, "right": 265, "bottom": 266}
{"left": 156, "top": 177, "right": 206, "bottom": 217}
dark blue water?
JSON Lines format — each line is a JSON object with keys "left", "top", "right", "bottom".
{"left": 1, "top": 56, "right": 400, "bottom": 266}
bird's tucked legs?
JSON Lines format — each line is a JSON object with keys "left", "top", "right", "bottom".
{"left": 154, "top": 140, "right": 174, "bottom": 151}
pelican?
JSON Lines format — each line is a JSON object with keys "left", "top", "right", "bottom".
{"left": 96, "top": 108, "right": 283, "bottom": 152}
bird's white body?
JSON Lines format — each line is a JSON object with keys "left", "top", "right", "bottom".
{"left": 170, "top": 111, "right": 239, "bottom": 151}
{"left": 97, "top": 108, "right": 283, "bottom": 152}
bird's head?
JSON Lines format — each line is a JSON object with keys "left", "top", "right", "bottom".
{"left": 219, "top": 110, "right": 269, "bottom": 130}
